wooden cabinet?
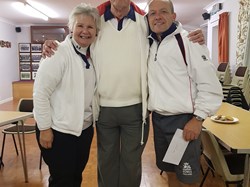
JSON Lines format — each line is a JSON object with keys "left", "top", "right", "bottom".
{"left": 12, "top": 81, "right": 34, "bottom": 100}
{"left": 31, "top": 26, "right": 69, "bottom": 43}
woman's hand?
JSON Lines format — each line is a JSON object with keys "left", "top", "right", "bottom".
{"left": 39, "top": 128, "right": 54, "bottom": 149}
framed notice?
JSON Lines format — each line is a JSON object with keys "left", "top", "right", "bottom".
{"left": 31, "top": 43, "right": 42, "bottom": 52}
{"left": 32, "top": 62, "right": 40, "bottom": 71}
{"left": 19, "top": 53, "right": 31, "bottom": 61}
{"left": 19, "top": 43, "right": 30, "bottom": 52}
{"left": 20, "top": 72, "right": 31, "bottom": 80}
{"left": 31, "top": 53, "right": 42, "bottom": 61}
{"left": 20, "top": 62, "right": 31, "bottom": 71}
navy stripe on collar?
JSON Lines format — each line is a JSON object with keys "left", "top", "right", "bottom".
{"left": 71, "top": 41, "right": 90, "bottom": 69}
{"left": 150, "top": 22, "right": 177, "bottom": 41}
{"left": 104, "top": 4, "right": 136, "bottom": 22}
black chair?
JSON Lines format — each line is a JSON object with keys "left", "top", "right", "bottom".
{"left": 0, "top": 98, "right": 42, "bottom": 169}
{"left": 222, "top": 66, "right": 248, "bottom": 101}
{"left": 226, "top": 86, "right": 249, "bottom": 110}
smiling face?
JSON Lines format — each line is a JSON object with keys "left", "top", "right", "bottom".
{"left": 72, "top": 14, "right": 97, "bottom": 47}
{"left": 148, "top": 0, "right": 176, "bottom": 37}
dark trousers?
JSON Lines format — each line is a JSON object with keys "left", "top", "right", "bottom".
{"left": 152, "top": 112, "right": 201, "bottom": 184}
{"left": 96, "top": 103, "right": 149, "bottom": 187}
{"left": 36, "top": 125, "right": 94, "bottom": 187}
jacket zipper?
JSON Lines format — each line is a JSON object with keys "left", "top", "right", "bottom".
{"left": 154, "top": 42, "right": 161, "bottom": 62}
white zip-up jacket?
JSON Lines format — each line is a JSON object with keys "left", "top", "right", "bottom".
{"left": 148, "top": 22, "right": 223, "bottom": 119}
{"left": 33, "top": 35, "right": 95, "bottom": 136}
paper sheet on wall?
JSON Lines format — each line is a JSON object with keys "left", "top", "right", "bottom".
{"left": 163, "top": 129, "right": 189, "bottom": 165}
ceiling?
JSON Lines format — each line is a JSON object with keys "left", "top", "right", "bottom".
{"left": 0, "top": 0, "right": 215, "bottom": 29}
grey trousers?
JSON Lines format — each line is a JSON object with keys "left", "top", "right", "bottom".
{"left": 96, "top": 103, "right": 149, "bottom": 187}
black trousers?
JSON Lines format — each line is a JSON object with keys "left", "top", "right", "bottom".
{"left": 36, "top": 125, "right": 94, "bottom": 187}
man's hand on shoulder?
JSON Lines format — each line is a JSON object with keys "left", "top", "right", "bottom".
{"left": 188, "top": 28, "right": 205, "bottom": 45}
{"left": 42, "top": 40, "right": 58, "bottom": 58}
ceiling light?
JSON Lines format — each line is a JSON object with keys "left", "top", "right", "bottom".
{"left": 26, "top": 0, "right": 58, "bottom": 18}
{"left": 12, "top": 1, "right": 49, "bottom": 21}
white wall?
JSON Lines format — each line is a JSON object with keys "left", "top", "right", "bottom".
{"left": 0, "top": 19, "right": 31, "bottom": 103}
{"left": 0, "top": 19, "right": 19, "bottom": 103}
{"left": 206, "top": 0, "right": 239, "bottom": 74}
{"left": 0, "top": 20, "right": 67, "bottom": 104}
{"left": 17, "top": 26, "right": 31, "bottom": 43}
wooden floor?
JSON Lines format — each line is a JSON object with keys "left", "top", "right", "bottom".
{"left": 0, "top": 100, "right": 246, "bottom": 187}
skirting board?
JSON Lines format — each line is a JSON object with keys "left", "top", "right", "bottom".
{"left": 0, "top": 97, "right": 13, "bottom": 105}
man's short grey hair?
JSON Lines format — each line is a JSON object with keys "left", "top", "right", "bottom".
{"left": 148, "top": 0, "right": 175, "bottom": 13}
{"left": 68, "top": 3, "right": 100, "bottom": 33}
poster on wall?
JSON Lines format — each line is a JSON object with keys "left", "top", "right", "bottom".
{"left": 20, "top": 72, "right": 31, "bottom": 80}
{"left": 20, "top": 62, "right": 31, "bottom": 71}
{"left": 31, "top": 53, "right": 42, "bottom": 61}
{"left": 19, "top": 53, "right": 30, "bottom": 61}
{"left": 32, "top": 62, "right": 40, "bottom": 71}
{"left": 19, "top": 43, "right": 30, "bottom": 52}
{"left": 31, "top": 43, "right": 42, "bottom": 52}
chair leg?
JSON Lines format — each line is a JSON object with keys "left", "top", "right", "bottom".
{"left": 0, "top": 134, "right": 6, "bottom": 168}
{"left": 199, "top": 167, "right": 210, "bottom": 187}
{"left": 237, "top": 181, "right": 243, "bottom": 187}
{"left": 0, "top": 156, "right": 3, "bottom": 168}
{"left": 200, "top": 165, "right": 205, "bottom": 175}
{"left": 211, "top": 170, "right": 215, "bottom": 177}
{"left": 12, "top": 134, "right": 19, "bottom": 155}
{"left": 39, "top": 152, "right": 42, "bottom": 170}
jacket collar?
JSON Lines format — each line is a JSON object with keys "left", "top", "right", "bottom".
{"left": 149, "top": 22, "right": 177, "bottom": 42}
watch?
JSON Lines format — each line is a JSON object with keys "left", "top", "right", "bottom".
{"left": 194, "top": 115, "right": 204, "bottom": 122}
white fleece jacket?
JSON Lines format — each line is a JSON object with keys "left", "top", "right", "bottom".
{"left": 148, "top": 22, "right": 223, "bottom": 119}
{"left": 33, "top": 35, "right": 95, "bottom": 136}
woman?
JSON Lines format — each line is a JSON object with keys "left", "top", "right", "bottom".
{"left": 33, "top": 3, "right": 100, "bottom": 187}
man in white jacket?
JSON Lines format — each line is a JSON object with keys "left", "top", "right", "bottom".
{"left": 147, "top": 0, "right": 223, "bottom": 186}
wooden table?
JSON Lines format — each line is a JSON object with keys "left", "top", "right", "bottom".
{"left": 203, "top": 102, "right": 250, "bottom": 187}
{"left": 0, "top": 111, "right": 33, "bottom": 182}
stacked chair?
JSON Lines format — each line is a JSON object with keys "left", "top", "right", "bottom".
{"left": 225, "top": 86, "right": 249, "bottom": 110}
{"left": 220, "top": 66, "right": 249, "bottom": 110}
{"left": 216, "top": 63, "right": 231, "bottom": 85}
{"left": 242, "top": 69, "right": 250, "bottom": 107}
